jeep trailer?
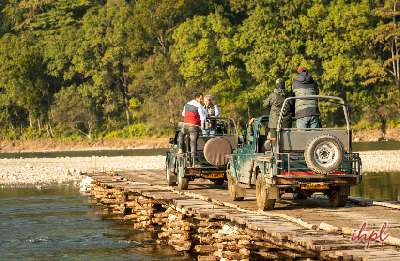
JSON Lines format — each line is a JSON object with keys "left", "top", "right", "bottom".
{"left": 227, "top": 96, "right": 362, "bottom": 210}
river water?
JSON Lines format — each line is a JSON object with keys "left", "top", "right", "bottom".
{"left": 0, "top": 185, "right": 189, "bottom": 261}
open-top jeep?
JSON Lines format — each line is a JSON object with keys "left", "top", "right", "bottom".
{"left": 166, "top": 117, "right": 239, "bottom": 190}
{"left": 227, "top": 95, "right": 362, "bottom": 210}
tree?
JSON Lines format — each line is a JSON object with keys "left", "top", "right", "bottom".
{"left": 171, "top": 12, "right": 250, "bottom": 122}
{"left": 0, "top": 34, "right": 53, "bottom": 131}
{"left": 51, "top": 86, "right": 97, "bottom": 138}
{"left": 71, "top": 1, "right": 134, "bottom": 126}
{"left": 373, "top": 0, "right": 400, "bottom": 87}
{"left": 0, "top": 0, "right": 399, "bottom": 139}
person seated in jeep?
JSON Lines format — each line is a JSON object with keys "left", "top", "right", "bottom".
{"left": 203, "top": 95, "right": 220, "bottom": 133}
{"left": 292, "top": 67, "right": 321, "bottom": 128}
{"left": 264, "top": 78, "right": 292, "bottom": 139}
{"left": 204, "top": 95, "right": 220, "bottom": 117}
{"left": 178, "top": 92, "right": 207, "bottom": 166}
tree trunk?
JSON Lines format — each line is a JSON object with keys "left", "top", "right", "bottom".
{"left": 123, "top": 88, "right": 131, "bottom": 125}
{"left": 119, "top": 56, "right": 131, "bottom": 126}
{"left": 46, "top": 123, "right": 54, "bottom": 138}
{"left": 379, "top": 117, "right": 387, "bottom": 141}
{"left": 29, "top": 114, "right": 33, "bottom": 128}
{"left": 38, "top": 119, "right": 42, "bottom": 133}
{"left": 393, "top": 1, "right": 400, "bottom": 87}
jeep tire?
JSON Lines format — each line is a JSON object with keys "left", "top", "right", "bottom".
{"left": 256, "top": 175, "right": 276, "bottom": 210}
{"left": 304, "top": 134, "right": 344, "bottom": 174}
{"left": 213, "top": 179, "right": 224, "bottom": 186}
{"left": 227, "top": 170, "right": 244, "bottom": 201}
{"left": 329, "top": 186, "right": 349, "bottom": 207}
{"left": 165, "top": 159, "right": 176, "bottom": 186}
{"left": 177, "top": 175, "right": 188, "bottom": 190}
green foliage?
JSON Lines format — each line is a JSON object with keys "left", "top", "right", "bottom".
{"left": 0, "top": 0, "right": 399, "bottom": 141}
{"left": 103, "top": 123, "right": 151, "bottom": 139}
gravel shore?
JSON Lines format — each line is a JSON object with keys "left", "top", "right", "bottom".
{"left": 0, "top": 151, "right": 398, "bottom": 186}
{"left": 0, "top": 156, "right": 164, "bottom": 186}
{"left": 358, "top": 150, "right": 400, "bottom": 173}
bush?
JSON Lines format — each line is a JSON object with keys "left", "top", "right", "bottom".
{"left": 0, "top": 128, "right": 20, "bottom": 140}
{"left": 103, "top": 123, "right": 151, "bottom": 139}
{"left": 353, "top": 119, "right": 380, "bottom": 130}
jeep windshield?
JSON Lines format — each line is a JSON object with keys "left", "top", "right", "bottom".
{"left": 203, "top": 117, "right": 238, "bottom": 136}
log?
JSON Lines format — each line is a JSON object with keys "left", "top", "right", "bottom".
{"left": 194, "top": 245, "right": 218, "bottom": 254}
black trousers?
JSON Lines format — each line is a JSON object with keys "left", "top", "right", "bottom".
{"left": 178, "top": 126, "right": 199, "bottom": 160}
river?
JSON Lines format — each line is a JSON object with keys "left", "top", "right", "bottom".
{"left": 0, "top": 185, "right": 189, "bottom": 261}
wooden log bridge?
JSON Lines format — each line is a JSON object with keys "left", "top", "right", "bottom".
{"left": 86, "top": 170, "right": 400, "bottom": 261}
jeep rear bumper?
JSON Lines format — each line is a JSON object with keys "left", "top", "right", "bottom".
{"left": 274, "top": 174, "right": 360, "bottom": 187}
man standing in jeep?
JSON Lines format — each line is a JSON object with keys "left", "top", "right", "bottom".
{"left": 178, "top": 92, "right": 207, "bottom": 166}
{"left": 264, "top": 78, "right": 292, "bottom": 137}
{"left": 292, "top": 67, "right": 321, "bottom": 128}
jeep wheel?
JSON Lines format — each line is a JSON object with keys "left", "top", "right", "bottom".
{"left": 329, "top": 188, "right": 348, "bottom": 207}
{"left": 304, "top": 134, "right": 344, "bottom": 174}
{"left": 166, "top": 166, "right": 176, "bottom": 186}
{"left": 256, "top": 175, "right": 276, "bottom": 211}
{"left": 177, "top": 175, "right": 189, "bottom": 190}
{"left": 227, "top": 172, "right": 244, "bottom": 201}
{"left": 213, "top": 179, "right": 224, "bottom": 186}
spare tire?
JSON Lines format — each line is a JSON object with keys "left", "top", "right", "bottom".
{"left": 304, "top": 134, "right": 344, "bottom": 174}
{"left": 203, "top": 137, "right": 232, "bottom": 166}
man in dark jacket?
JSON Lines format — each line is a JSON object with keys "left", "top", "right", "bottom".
{"left": 264, "top": 78, "right": 292, "bottom": 137}
{"left": 292, "top": 67, "right": 321, "bottom": 128}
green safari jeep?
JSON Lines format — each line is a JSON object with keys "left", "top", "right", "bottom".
{"left": 166, "top": 117, "right": 239, "bottom": 190}
{"left": 227, "top": 95, "right": 362, "bottom": 210}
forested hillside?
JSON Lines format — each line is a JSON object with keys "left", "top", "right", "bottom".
{"left": 0, "top": 0, "right": 399, "bottom": 140}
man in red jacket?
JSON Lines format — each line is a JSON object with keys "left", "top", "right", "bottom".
{"left": 178, "top": 92, "right": 206, "bottom": 166}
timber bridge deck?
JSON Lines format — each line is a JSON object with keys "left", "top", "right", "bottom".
{"left": 86, "top": 170, "right": 400, "bottom": 261}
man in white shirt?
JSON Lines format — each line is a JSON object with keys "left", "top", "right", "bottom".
{"left": 204, "top": 95, "right": 220, "bottom": 132}
{"left": 204, "top": 95, "right": 220, "bottom": 117}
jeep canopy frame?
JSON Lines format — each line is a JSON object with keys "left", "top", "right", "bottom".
{"left": 202, "top": 116, "right": 239, "bottom": 137}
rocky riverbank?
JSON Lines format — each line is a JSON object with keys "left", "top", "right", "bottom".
{"left": 0, "top": 151, "right": 398, "bottom": 186}
{"left": 358, "top": 150, "right": 400, "bottom": 173}
{"left": 0, "top": 156, "right": 164, "bottom": 186}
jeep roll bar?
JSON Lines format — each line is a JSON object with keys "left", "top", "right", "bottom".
{"left": 276, "top": 95, "right": 350, "bottom": 132}
{"left": 275, "top": 95, "right": 351, "bottom": 156}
